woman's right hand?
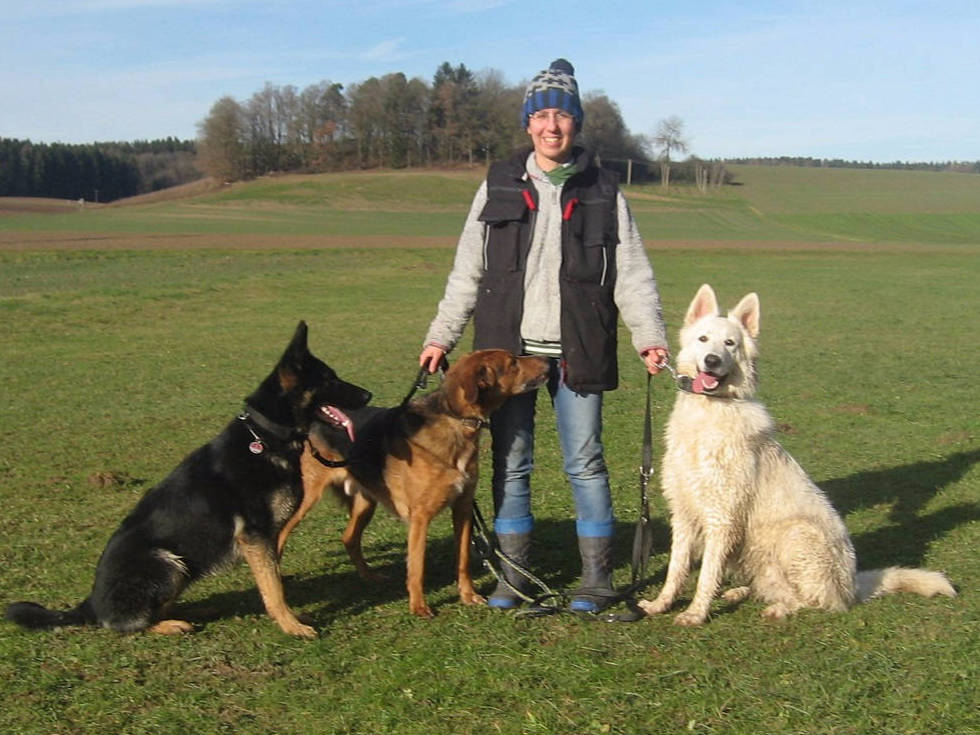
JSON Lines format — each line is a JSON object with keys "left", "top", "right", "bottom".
{"left": 419, "top": 345, "right": 447, "bottom": 374}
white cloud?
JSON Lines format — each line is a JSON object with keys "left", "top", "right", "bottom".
{"left": 360, "top": 38, "right": 407, "bottom": 62}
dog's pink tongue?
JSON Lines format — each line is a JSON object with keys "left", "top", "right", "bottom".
{"left": 337, "top": 409, "right": 355, "bottom": 442}
{"left": 692, "top": 372, "right": 719, "bottom": 394}
{"left": 322, "top": 406, "right": 355, "bottom": 442}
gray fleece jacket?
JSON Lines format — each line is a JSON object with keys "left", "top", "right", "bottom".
{"left": 424, "top": 152, "right": 668, "bottom": 362}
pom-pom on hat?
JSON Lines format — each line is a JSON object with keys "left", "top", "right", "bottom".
{"left": 522, "top": 58, "right": 584, "bottom": 129}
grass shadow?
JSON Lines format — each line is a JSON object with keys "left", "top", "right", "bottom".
{"left": 174, "top": 514, "right": 674, "bottom": 629}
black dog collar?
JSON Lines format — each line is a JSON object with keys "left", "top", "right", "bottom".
{"left": 238, "top": 407, "right": 301, "bottom": 455}
{"left": 307, "top": 439, "right": 349, "bottom": 468}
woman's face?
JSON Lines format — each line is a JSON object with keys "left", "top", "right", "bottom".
{"left": 526, "top": 108, "right": 576, "bottom": 170}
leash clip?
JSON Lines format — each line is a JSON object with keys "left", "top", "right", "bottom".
{"left": 656, "top": 359, "right": 678, "bottom": 379}
{"left": 655, "top": 359, "right": 696, "bottom": 393}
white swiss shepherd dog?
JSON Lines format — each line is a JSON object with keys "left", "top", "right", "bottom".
{"left": 639, "top": 284, "right": 955, "bottom": 625}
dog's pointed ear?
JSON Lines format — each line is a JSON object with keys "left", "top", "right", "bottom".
{"left": 685, "top": 284, "right": 719, "bottom": 326}
{"left": 287, "top": 321, "right": 309, "bottom": 354}
{"left": 730, "top": 293, "right": 760, "bottom": 338}
{"left": 278, "top": 321, "right": 310, "bottom": 391}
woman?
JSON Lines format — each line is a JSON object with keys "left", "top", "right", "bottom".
{"left": 419, "top": 59, "right": 669, "bottom": 613}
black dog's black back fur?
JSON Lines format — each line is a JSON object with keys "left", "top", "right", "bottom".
{"left": 6, "top": 321, "right": 370, "bottom": 635}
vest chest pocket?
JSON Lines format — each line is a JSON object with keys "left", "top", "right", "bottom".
{"left": 562, "top": 198, "right": 617, "bottom": 284}
{"left": 479, "top": 195, "right": 530, "bottom": 272}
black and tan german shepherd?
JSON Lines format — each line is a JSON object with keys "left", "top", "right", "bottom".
{"left": 5, "top": 321, "right": 370, "bottom": 639}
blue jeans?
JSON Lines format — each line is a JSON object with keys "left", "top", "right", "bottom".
{"left": 490, "top": 358, "right": 614, "bottom": 539}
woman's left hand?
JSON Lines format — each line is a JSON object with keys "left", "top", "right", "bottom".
{"left": 642, "top": 347, "right": 669, "bottom": 375}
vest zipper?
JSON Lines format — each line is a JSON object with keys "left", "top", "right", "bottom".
{"left": 526, "top": 209, "right": 538, "bottom": 270}
{"left": 482, "top": 223, "right": 490, "bottom": 270}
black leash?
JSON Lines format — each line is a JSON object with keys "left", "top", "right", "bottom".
{"left": 633, "top": 372, "right": 655, "bottom": 587}
{"left": 471, "top": 501, "right": 567, "bottom": 616}
{"left": 469, "top": 372, "right": 659, "bottom": 622}
{"left": 599, "top": 372, "right": 655, "bottom": 622}
{"left": 401, "top": 356, "right": 449, "bottom": 407}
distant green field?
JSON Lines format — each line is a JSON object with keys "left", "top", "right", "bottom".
{"left": 197, "top": 169, "right": 484, "bottom": 210}
{"left": 728, "top": 165, "right": 980, "bottom": 214}
{"left": 2, "top": 165, "right": 979, "bottom": 246}
{"left": 627, "top": 165, "right": 980, "bottom": 244}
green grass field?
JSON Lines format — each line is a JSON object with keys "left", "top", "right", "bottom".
{"left": 0, "top": 167, "right": 978, "bottom": 734}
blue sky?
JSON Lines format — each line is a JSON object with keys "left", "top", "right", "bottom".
{"left": 2, "top": 0, "right": 978, "bottom": 162}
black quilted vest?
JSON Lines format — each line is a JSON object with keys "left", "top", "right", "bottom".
{"left": 472, "top": 147, "right": 621, "bottom": 392}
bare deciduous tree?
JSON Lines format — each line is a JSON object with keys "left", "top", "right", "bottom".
{"left": 652, "top": 116, "right": 688, "bottom": 189}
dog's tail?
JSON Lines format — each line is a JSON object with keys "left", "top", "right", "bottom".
{"left": 855, "top": 567, "right": 956, "bottom": 603}
{"left": 5, "top": 598, "right": 97, "bottom": 630}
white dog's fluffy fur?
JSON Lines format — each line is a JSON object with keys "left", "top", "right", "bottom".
{"left": 639, "top": 284, "right": 955, "bottom": 625}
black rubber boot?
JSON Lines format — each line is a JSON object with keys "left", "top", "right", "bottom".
{"left": 487, "top": 532, "right": 533, "bottom": 609}
{"left": 569, "top": 535, "right": 616, "bottom": 613}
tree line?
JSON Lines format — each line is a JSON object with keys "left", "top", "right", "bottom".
{"left": 14, "top": 58, "right": 977, "bottom": 202}
{"left": 0, "top": 137, "right": 200, "bottom": 202}
{"left": 196, "top": 62, "right": 652, "bottom": 182}
{"left": 728, "top": 156, "right": 980, "bottom": 173}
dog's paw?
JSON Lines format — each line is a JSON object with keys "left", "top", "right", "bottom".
{"left": 293, "top": 623, "right": 319, "bottom": 639}
{"left": 148, "top": 619, "right": 195, "bottom": 635}
{"left": 760, "top": 603, "right": 792, "bottom": 620}
{"left": 722, "top": 586, "right": 751, "bottom": 604}
{"left": 280, "top": 619, "right": 319, "bottom": 639}
{"left": 460, "top": 590, "right": 487, "bottom": 606}
{"left": 673, "top": 609, "right": 708, "bottom": 626}
{"left": 410, "top": 602, "right": 435, "bottom": 619}
{"left": 637, "top": 597, "right": 672, "bottom": 616}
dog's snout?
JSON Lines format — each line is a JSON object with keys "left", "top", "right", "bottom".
{"left": 704, "top": 354, "right": 722, "bottom": 371}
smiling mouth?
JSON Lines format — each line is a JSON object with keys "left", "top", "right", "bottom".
{"left": 692, "top": 371, "right": 723, "bottom": 394}
{"left": 318, "top": 405, "right": 355, "bottom": 442}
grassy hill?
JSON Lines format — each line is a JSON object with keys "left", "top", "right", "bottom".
{"left": 2, "top": 165, "right": 980, "bottom": 247}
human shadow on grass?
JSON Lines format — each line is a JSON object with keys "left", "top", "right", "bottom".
{"left": 820, "top": 447, "right": 980, "bottom": 569}
{"left": 174, "top": 516, "right": 672, "bottom": 629}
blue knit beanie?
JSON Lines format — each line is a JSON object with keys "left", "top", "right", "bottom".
{"left": 522, "top": 58, "right": 584, "bottom": 130}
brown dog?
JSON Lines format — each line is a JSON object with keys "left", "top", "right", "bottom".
{"left": 298, "top": 349, "right": 549, "bottom": 617}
